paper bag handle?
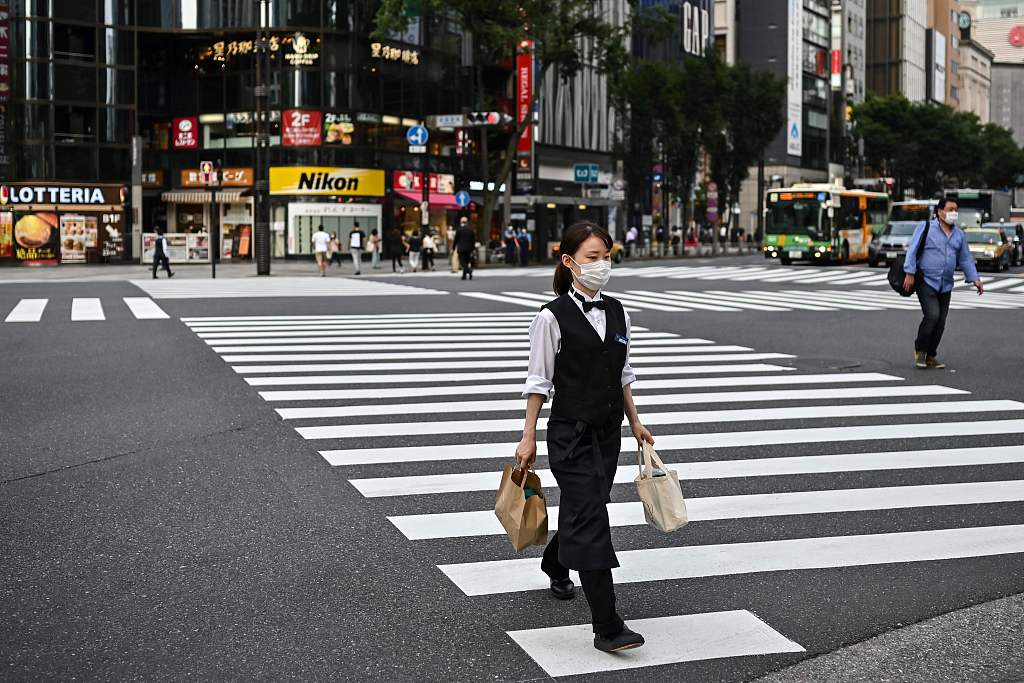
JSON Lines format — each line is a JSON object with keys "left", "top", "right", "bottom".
{"left": 511, "top": 463, "right": 529, "bottom": 489}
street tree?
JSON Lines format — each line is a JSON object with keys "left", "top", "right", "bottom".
{"left": 374, "top": 0, "right": 649, "bottom": 239}
{"left": 705, "top": 59, "right": 785, "bottom": 250}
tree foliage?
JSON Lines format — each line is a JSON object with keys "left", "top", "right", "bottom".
{"left": 613, "top": 53, "right": 783, "bottom": 242}
{"left": 853, "top": 94, "right": 1024, "bottom": 198}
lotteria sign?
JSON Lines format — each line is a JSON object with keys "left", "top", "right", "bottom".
{"left": 269, "top": 167, "right": 385, "bottom": 197}
{"left": 0, "top": 184, "right": 123, "bottom": 206}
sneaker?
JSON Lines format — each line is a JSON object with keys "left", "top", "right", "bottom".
{"left": 926, "top": 356, "right": 946, "bottom": 369}
{"left": 168, "top": 272, "right": 175, "bottom": 278}
{"left": 914, "top": 351, "right": 927, "bottom": 369}
{"left": 594, "top": 626, "right": 645, "bottom": 652}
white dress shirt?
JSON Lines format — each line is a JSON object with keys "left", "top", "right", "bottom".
{"left": 523, "top": 285, "right": 636, "bottom": 398}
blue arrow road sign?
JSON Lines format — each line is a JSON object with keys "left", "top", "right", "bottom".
{"left": 455, "top": 190, "right": 471, "bottom": 208}
{"left": 406, "top": 125, "right": 428, "bottom": 146}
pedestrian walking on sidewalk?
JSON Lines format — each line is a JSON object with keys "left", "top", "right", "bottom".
{"left": 515, "top": 221, "right": 653, "bottom": 653}
{"left": 625, "top": 225, "right": 637, "bottom": 257}
{"left": 422, "top": 231, "right": 436, "bottom": 271}
{"left": 408, "top": 230, "right": 423, "bottom": 272}
{"left": 903, "top": 197, "right": 984, "bottom": 369}
{"left": 518, "top": 226, "right": 531, "bottom": 267}
{"left": 349, "top": 221, "right": 366, "bottom": 275}
{"left": 454, "top": 217, "right": 476, "bottom": 280}
{"left": 504, "top": 226, "right": 517, "bottom": 266}
{"left": 386, "top": 228, "right": 405, "bottom": 273}
{"left": 311, "top": 224, "right": 331, "bottom": 277}
{"left": 369, "top": 229, "right": 382, "bottom": 269}
{"left": 152, "top": 227, "right": 174, "bottom": 278}
{"left": 328, "top": 233, "right": 343, "bottom": 267}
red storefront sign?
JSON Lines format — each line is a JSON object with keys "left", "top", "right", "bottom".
{"left": 831, "top": 49, "right": 841, "bottom": 75}
{"left": 516, "top": 41, "right": 534, "bottom": 156}
{"left": 282, "top": 109, "right": 323, "bottom": 146}
{"left": 172, "top": 116, "right": 199, "bottom": 149}
{"left": 392, "top": 171, "right": 455, "bottom": 194}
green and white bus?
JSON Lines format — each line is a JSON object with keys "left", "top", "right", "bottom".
{"left": 763, "top": 183, "right": 890, "bottom": 265}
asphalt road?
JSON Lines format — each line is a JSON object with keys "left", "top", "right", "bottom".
{"left": 3, "top": 254, "right": 1024, "bottom": 681}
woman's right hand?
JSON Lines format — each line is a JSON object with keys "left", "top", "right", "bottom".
{"left": 515, "top": 433, "right": 537, "bottom": 470}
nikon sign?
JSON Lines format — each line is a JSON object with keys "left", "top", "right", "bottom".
{"left": 268, "top": 167, "right": 385, "bottom": 197}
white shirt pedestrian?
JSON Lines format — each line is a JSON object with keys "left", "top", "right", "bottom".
{"left": 312, "top": 229, "right": 331, "bottom": 276}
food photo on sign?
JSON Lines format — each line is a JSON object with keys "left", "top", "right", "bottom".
{"left": 14, "top": 212, "right": 60, "bottom": 263}
{"left": 58, "top": 214, "right": 98, "bottom": 263}
{"left": 323, "top": 113, "right": 355, "bottom": 145}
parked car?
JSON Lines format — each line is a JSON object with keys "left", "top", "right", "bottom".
{"left": 965, "top": 228, "right": 1013, "bottom": 272}
{"left": 869, "top": 221, "right": 920, "bottom": 267}
{"left": 984, "top": 222, "right": 1023, "bottom": 267}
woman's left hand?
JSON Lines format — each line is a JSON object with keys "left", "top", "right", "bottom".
{"left": 631, "top": 423, "right": 654, "bottom": 447}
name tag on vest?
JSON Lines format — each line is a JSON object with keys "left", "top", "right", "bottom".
{"left": 614, "top": 333, "right": 629, "bottom": 345}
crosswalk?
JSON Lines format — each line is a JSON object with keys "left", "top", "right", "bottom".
{"left": 130, "top": 276, "right": 445, "bottom": 299}
{"left": 181, "top": 309, "right": 1024, "bottom": 678}
{"left": 2, "top": 296, "right": 170, "bottom": 322}
{"left": 464, "top": 287, "right": 1024, "bottom": 313}
{"left": 386, "top": 263, "right": 1024, "bottom": 290}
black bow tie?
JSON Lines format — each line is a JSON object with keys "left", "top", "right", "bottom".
{"left": 573, "top": 291, "right": 606, "bottom": 312}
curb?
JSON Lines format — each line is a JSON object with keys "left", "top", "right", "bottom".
{"left": 754, "top": 593, "right": 1024, "bottom": 683}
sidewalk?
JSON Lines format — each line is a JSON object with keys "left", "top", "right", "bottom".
{"left": 0, "top": 249, "right": 763, "bottom": 283}
{"left": 756, "top": 592, "right": 1024, "bottom": 683}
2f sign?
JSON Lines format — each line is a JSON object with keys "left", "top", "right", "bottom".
{"left": 290, "top": 111, "right": 312, "bottom": 128}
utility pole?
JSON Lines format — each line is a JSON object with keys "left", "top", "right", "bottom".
{"left": 253, "top": 0, "right": 271, "bottom": 275}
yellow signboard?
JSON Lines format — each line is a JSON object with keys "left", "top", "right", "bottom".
{"left": 269, "top": 167, "right": 385, "bottom": 197}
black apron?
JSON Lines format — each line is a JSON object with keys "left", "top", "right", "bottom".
{"left": 547, "top": 415, "right": 622, "bottom": 570}
{"left": 542, "top": 292, "right": 628, "bottom": 572}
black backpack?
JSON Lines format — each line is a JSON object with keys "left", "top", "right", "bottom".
{"left": 888, "top": 220, "right": 931, "bottom": 297}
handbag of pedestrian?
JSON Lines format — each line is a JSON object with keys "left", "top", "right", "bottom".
{"left": 888, "top": 219, "right": 931, "bottom": 297}
{"left": 635, "top": 442, "right": 688, "bottom": 532}
{"left": 494, "top": 463, "right": 549, "bottom": 551}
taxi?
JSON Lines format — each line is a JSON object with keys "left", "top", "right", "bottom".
{"left": 965, "top": 228, "right": 1013, "bottom": 272}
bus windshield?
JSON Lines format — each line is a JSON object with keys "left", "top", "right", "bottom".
{"left": 766, "top": 196, "right": 827, "bottom": 240}
{"left": 891, "top": 204, "right": 933, "bottom": 222}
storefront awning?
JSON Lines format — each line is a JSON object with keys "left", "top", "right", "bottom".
{"left": 162, "top": 190, "right": 213, "bottom": 203}
{"left": 215, "top": 190, "right": 248, "bottom": 202}
{"left": 394, "top": 189, "right": 460, "bottom": 209}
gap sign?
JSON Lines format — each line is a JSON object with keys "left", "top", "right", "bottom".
{"left": 574, "top": 163, "right": 599, "bottom": 184}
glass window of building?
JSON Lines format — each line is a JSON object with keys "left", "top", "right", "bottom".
{"left": 54, "top": 23, "right": 97, "bottom": 62}
{"left": 53, "top": 0, "right": 97, "bottom": 22}
{"left": 54, "top": 145, "right": 97, "bottom": 180}
{"left": 54, "top": 105, "right": 96, "bottom": 142}
{"left": 101, "top": 0, "right": 134, "bottom": 26}
{"left": 54, "top": 63, "right": 97, "bottom": 101}
{"left": 14, "top": 18, "right": 50, "bottom": 59}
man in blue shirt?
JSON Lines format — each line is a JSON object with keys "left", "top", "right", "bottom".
{"left": 903, "top": 198, "right": 984, "bottom": 369}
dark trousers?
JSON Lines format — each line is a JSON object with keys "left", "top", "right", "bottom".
{"left": 422, "top": 249, "right": 434, "bottom": 270}
{"left": 458, "top": 250, "right": 473, "bottom": 279}
{"left": 391, "top": 254, "right": 403, "bottom": 271}
{"left": 152, "top": 253, "right": 171, "bottom": 277}
{"left": 542, "top": 533, "right": 624, "bottom": 636}
{"left": 915, "top": 283, "right": 952, "bottom": 356}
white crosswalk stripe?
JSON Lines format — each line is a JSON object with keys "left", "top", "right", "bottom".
{"left": 2, "top": 297, "right": 168, "bottom": 322}
{"left": 130, "top": 276, "right": 446, "bottom": 299}
{"left": 471, "top": 288, "right": 1024, "bottom": 313}
{"left": 180, "top": 309, "right": 1024, "bottom": 677}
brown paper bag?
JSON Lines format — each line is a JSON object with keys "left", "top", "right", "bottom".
{"left": 494, "top": 464, "right": 549, "bottom": 551}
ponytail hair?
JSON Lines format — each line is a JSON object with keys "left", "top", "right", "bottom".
{"left": 552, "top": 222, "right": 614, "bottom": 295}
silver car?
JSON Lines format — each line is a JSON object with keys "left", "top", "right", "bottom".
{"left": 869, "top": 221, "right": 920, "bottom": 267}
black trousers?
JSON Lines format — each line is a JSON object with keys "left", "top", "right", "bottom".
{"left": 458, "top": 250, "right": 474, "bottom": 279}
{"left": 542, "top": 533, "right": 624, "bottom": 636}
{"left": 541, "top": 416, "right": 624, "bottom": 636}
{"left": 152, "top": 253, "right": 171, "bottom": 277}
{"left": 915, "top": 283, "right": 952, "bottom": 356}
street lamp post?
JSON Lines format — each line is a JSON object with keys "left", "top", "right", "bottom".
{"left": 253, "top": 0, "right": 271, "bottom": 275}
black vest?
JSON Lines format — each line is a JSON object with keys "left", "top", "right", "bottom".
{"left": 543, "top": 293, "right": 628, "bottom": 426}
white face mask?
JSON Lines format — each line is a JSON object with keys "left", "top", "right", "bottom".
{"left": 943, "top": 211, "right": 959, "bottom": 224}
{"left": 569, "top": 256, "right": 612, "bottom": 290}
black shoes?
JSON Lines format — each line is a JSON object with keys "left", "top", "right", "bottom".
{"left": 549, "top": 578, "right": 575, "bottom": 600}
{"left": 168, "top": 272, "right": 175, "bottom": 278}
{"left": 594, "top": 626, "right": 645, "bottom": 652}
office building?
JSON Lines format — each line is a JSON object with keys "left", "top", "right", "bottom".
{"left": 866, "top": 0, "right": 929, "bottom": 101}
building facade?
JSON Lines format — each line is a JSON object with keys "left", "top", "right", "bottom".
{"left": 866, "top": 0, "right": 929, "bottom": 102}
{"left": 958, "top": 38, "right": 994, "bottom": 121}
{"left": 2, "top": 1, "right": 500, "bottom": 266}
{"left": 973, "top": 14, "right": 1024, "bottom": 145}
